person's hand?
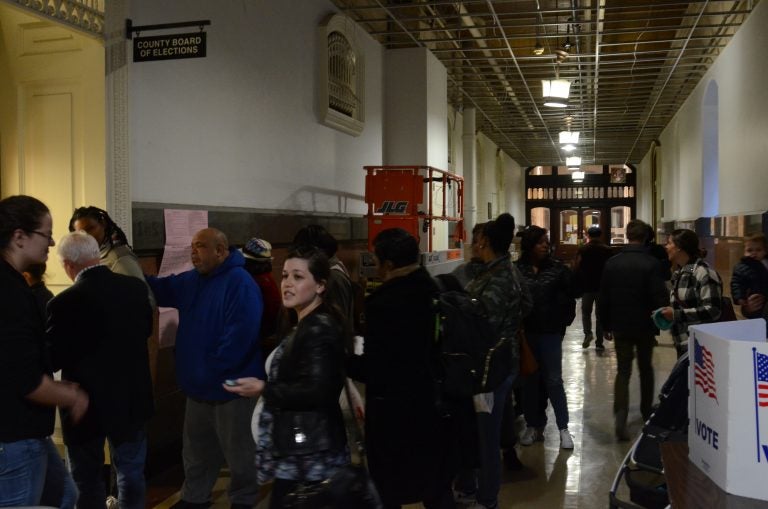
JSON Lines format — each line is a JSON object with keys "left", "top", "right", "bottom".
{"left": 603, "top": 332, "right": 613, "bottom": 342}
{"left": 742, "top": 293, "right": 766, "bottom": 315}
{"left": 660, "top": 306, "right": 674, "bottom": 321}
{"left": 65, "top": 383, "right": 89, "bottom": 423}
{"left": 222, "top": 377, "right": 265, "bottom": 398}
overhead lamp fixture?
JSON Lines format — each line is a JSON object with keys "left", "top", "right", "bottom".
{"left": 571, "top": 170, "right": 585, "bottom": 183}
{"left": 566, "top": 156, "right": 581, "bottom": 167}
{"left": 561, "top": 144, "right": 577, "bottom": 152}
{"left": 559, "top": 131, "right": 580, "bottom": 144}
{"left": 542, "top": 78, "right": 570, "bottom": 108}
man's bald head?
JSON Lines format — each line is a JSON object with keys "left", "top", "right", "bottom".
{"left": 191, "top": 228, "right": 230, "bottom": 275}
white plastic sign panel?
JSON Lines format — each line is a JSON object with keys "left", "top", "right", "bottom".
{"left": 688, "top": 319, "right": 768, "bottom": 501}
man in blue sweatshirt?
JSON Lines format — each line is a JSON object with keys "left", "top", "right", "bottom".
{"left": 148, "top": 228, "right": 263, "bottom": 509}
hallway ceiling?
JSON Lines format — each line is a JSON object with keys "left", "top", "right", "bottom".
{"left": 331, "top": 0, "right": 759, "bottom": 167}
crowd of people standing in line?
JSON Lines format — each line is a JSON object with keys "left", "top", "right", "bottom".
{"left": 3, "top": 192, "right": 768, "bottom": 509}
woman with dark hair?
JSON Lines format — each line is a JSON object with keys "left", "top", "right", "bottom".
{"left": 223, "top": 245, "right": 350, "bottom": 509}
{"left": 454, "top": 213, "right": 528, "bottom": 509}
{"left": 515, "top": 225, "right": 577, "bottom": 450}
{"left": 69, "top": 206, "right": 155, "bottom": 307}
{"left": 0, "top": 195, "right": 87, "bottom": 507}
{"left": 658, "top": 229, "right": 722, "bottom": 356}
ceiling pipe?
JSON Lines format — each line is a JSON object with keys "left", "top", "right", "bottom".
{"left": 591, "top": 0, "right": 605, "bottom": 164}
{"left": 484, "top": 0, "right": 560, "bottom": 162}
{"left": 624, "top": 0, "right": 711, "bottom": 164}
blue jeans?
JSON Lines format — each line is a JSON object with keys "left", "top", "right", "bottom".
{"left": 523, "top": 333, "right": 569, "bottom": 430}
{"left": 66, "top": 431, "right": 147, "bottom": 509}
{"left": 455, "top": 374, "right": 515, "bottom": 508}
{"left": 0, "top": 437, "right": 77, "bottom": 508}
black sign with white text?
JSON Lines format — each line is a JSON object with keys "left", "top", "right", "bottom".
{"left": 133, "top": 32, "right": 206, "bottom": 62}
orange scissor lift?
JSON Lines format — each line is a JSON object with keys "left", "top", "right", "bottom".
{"left": 363, "top": 165, "right": 465, "bottom": 275}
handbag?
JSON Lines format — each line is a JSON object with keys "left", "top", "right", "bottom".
{"left": 518, "top": 329, "right": 538, "bottom": 376}
{"left": 716, "top": 296, "right": 737, "bottom": 323}
{"left": 282, "top": 381, "right": 383, "bottom": 509}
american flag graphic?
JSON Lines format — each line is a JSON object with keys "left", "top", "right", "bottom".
{"left": 757, "top": 352, "right": 768, "bottom": 408}
{"left": 694, "top": 338, "right": 717, "bottom": 401}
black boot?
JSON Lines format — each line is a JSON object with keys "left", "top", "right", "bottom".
{"left": 503, "top": 447, "right": 524, "bottom": 470}
{"left": 615, "top": 409, "right": 630, "bottom": 441}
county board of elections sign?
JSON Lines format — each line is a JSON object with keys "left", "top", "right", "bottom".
{"left": 133, "top": 32, "right": 206, "bottom": 62}
{"left": 689, "top": 319, "right": 768, "bottom": 501}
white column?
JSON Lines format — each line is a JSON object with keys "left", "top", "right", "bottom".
{"left": 463, "top": 107, "right": 477, "bottom": 240}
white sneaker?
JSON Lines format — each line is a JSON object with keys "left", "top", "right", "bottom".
{"left": 559, "top": 428, "right": 574, "bottom": 449}
{"left": 519, "top": 426, "right": 541, "bottom": 446}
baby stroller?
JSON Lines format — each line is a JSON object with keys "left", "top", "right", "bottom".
{"left": 608, "top": 352, "right": 689, "bottom": 509}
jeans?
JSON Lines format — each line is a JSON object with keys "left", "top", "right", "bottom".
{"left": 66, "top": 431, "right": 147, "bottom": 509}
{"left": 613, "top": 332, "right": 655, "bottom": 420}
{"left": 581, "top": 292, "right": 603, "bottom": 344}
{"left": 181, "top": 397, "right": 258, "bottom": 505}
{"left": 455, "top": 375, "right": 515, "bottom": 508}
{"left": 0, "top": 437, "right": 77, "bottom": 508}
{"left": 523, "top": 333, "right": 569, "bottom": 430}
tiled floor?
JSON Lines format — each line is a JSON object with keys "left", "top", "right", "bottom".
{"left": 152, "top": 302, "right": 679, "bottom": 509}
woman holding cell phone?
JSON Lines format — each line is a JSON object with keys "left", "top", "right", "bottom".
{"left": 223, "top": 245, "right": 350, "bottom": 508}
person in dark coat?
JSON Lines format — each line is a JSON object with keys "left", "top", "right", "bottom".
{"left": 348, "top": 228, "right": 459, "bottom": 509}
{"left": 599, "top": 220, "right": 669, "bottom": 440}
{"left": 731, "top": 232, "right": 768, "bottom": 319}
{"left": 47, "top": 231, "right": 154, "bottom": 509}
{"left": 574, "top": 226, "right": 613, "bottom": 350}
{"left": 0, "top": 195, "right": 86, "bottom": 508}
{"left": 516, "top": 226, "right": 578, "bottom": 449}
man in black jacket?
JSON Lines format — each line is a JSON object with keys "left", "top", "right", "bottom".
{"left": 599, "top": 220, "right": 668, "bottom": 440}
{"left": 574, "top": 226, "right": 613, "bottom": 350}
{"left": 48, "top": 231, "right": 154, "bottom": 509}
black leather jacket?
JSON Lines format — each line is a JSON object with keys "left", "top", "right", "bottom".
{"left": 263, "top": 311, "right": 347, "bottom": 457}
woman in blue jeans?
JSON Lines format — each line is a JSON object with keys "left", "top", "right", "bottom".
{"left": 515, "top": 226, "right": 578, "bottom": 450}
{"left": 0, "top": 195, "right": 87, "bottom": 507}
{"left": 455, "top": 213, "right": 528, "bottom": 509}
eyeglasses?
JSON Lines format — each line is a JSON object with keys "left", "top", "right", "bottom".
{"left": 29, "top": 230, "right": 55, "bottom": 244}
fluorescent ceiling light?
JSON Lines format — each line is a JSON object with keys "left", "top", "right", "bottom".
{"left": 561, "top": 144, "right": 577, "bottom": 152}
{"left": 559, "top": 131, "right": 580, "bottom": 144}
{"left": 571, "top": 170, "right": 585, "bottom": 182}
{"left": 566, "top": 156, "right": 581, "bottom": 166}
{"left": 542, "top": 79, "right": 570, "bottom": 108}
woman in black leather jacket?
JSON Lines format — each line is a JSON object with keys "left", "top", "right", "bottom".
{"left": 224, "top": 245, "right": 349, "bottom": 508}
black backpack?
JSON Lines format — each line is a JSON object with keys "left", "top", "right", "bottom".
{"left": 432, "top": 276, "right": 512, "bottom": 397}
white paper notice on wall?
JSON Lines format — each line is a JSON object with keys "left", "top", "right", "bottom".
{"left": 157, "top": 209, "right": 208, "bottom": 348}
{"left": 158, "top": 209, "right": 208, "bottom": 276}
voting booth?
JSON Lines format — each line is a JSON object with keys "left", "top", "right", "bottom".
{"left": 688, "top": 319, "right": 768, "bottom": 501}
